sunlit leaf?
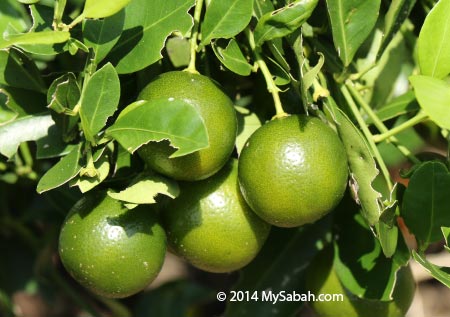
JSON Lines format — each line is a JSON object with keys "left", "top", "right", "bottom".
{"left": 0, "top": 113, "right": 53, "bottom": 159}
{"left": 412, "top": 251, "right": 450, "bottom": 287}
{"left": 417, "top": 0, "right": 450, "bottom": 78}
{"left": 326, "top": 0, "right": 381, "bottom": 66}
{"left": 108, "top": 0, "right": 194, "bottom": 74}
{"left": 0, "top": 31, "right": 70, "bottom": 50}
{"left": 71, "top": 154, "right": 110, "bottom": 193}
{"left": 108, "top": 172, "right": 179, "bottom": 204}
{"left": 212, "top": 39, "right": 252, "bottom": 76}
{"left": 79, "top": 63, "right": 120, "bottom": 143}
{"left": 410, "top": 75, "right": 450, "bottom": 130}
{"left": 36, "top": 143, "right": 83, "bottom": 194}
{"left": 235, "top": 106, "right": 261, "bottom": 155}
{"left": 443, "top": 227, "right": 450, "bottom": 252}
{"left": 200, "top": 0, "right": 253, "bottom": 47}
{"left": 325, "top": 99, "right": 382, "bottom": 226}
{"left": 83, "top": 0, "right": 131, "bottom": 19}
{"left": 253, "top": 0, "right": 318, "bottom": 46}
{"left": 106, "top": 99, "right": 208, "bottom": 157}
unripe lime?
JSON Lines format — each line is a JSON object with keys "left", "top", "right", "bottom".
{"left": 58, "top": 192, "right": 166, "bottom": 298}
{"left": 138, "top": 71, "right": 237, "bottom": 181}
{"left": 163, "top": 160, "right": 271, "bottom": 273}
{"left": 238, "top": 114, "right": 348, "bottom": 227}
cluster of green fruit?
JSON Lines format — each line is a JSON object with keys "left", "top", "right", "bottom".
{"left": 58, "top": 71, "right": 413, "bottom": 316}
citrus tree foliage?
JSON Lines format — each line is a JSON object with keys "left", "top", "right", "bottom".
{"left": 1, "top": 0, "right": 450, "bottom": 316}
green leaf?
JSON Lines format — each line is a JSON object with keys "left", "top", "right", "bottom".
{"left": 79, "top": 63, "right": 120, "bottom": 143}
{"left": 326, "top": 101, "right": 382, "bottom": 226}
{"left": 47, "top": 73, "right": 81, "bottom": 114}
{"left": 83, "top": 0, "right": 131, "bottom": 19}
{"left": 333, "top": 210, "right": 410, "bottom": 300}
{"left": 253, "top": 0, "right": 274, "bottom": 19}
{"left": 0, "top": 90, "right": 17, "bottom": 125}
{"left": 47, "top": 73, "right": 80, "bottom": 142}
{"left": 443, "top": 227, "right": 450, "bottom": 252}
{"left": 0, "top": 48, "right": 46, "bottom": 93}
{"left": 106, "top": 99, "right": 208, "bottom": 157}
{"left": 36, "top": 143, "right": 83, "bottom": 194}
{"left": 47, "top": 73, "right": 81, "bottom": 142}
{"left": 0, "top": 0, "right": 28, "bottom": 36}
{"left": 200, "top": 0, "right": 253, "bottom": 47}
{"left": 235, "top": 106, "right": 261, "bottom": 155}
{"left": 0, "top": 31, "right": 70, "bottom": 50}
{"left": 410, "top": 75, "right": 450, "bottom": 130}
{"left": 412, "top": 251, "right": 450, "bottom": 287}
{"left": 402, "top": 161, "right": 450, "bottom": 250}
{"left": 253, "top": 0, "right": 318, "bottom": 47}
{"left": 372, "top": 91, "right": 419, "bottom": 123}
{"left": 71, "top": 154, "right": 110, "bottom": 193}
{"left": 211, "top": 39, "right": 252, "bottom": 76}
{"left": 326, "top": 0, "right": 381, "bottom": 66}
{"left": 378, "top": 0, "right": 416, "bottom": 59}
{"left": 19, "top": 4, "right": 68, "bottom": 55}
{"left": 0, "top": 85, "right": 46, "bottom": 117}
{"left": 165, "top": 37, "right": 191, "bottom": 68}
{"left": 377, "top": 114, "right": 425, "bottom": 168}
{"left": 224, "top": 219, "right": 331, "bottom": 317}
{"left": 107, "top": 172, "right": 179, "bottom": 204}
{"left": 108, "top": 0, "right": 194, "bottom": 74}
{"left": 302, "top": 52, "right": 325, "bottom": 90}
{"left": 417, "top": 0, "right": 450, "bottom": 78}
{"left": 375, "top": 182, "right": 399, "bottom": 258}
{"left": 82, "top": 10, "right": 125, "bottom": 64}
{"left": 0, "top": 113, "right": 53, "bottom": 159}
{"left": 35, "top": 125, "right": 76, "bottom": 159}
{"left": 267, "top": 56, "right": 290, "bottom": 85}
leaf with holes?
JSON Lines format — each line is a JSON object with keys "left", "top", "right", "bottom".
{"left": 106, "top": 99, "right": 208, "bottom": 158}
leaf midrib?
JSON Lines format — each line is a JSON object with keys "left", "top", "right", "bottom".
{"left": 336, "top": 0, "right": 349, "bottom": 63}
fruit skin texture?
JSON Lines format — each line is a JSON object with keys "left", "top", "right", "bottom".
{"left": 137, "top": 71, "right": 237, "bottom": 181}
{"left": 163, "top": 159, "right": 271, "bottom": 273}
{"left": 307, "top": 248, "right": 415, "bottom": 317}
{"left": 58, "top": 191, "right": 166, "bottom": 298}
{"left": 238, "top": 114, "right": 348, "bottom": 227}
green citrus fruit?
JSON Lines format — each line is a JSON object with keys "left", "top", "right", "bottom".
{"left": 238, "top": 114, "right": 348, "bottom": 227}
{"left": 137, "top": 71, "right": 237, "bottom": 181}
{"left": 58, "top": 191, "right": 166, "bottom": 298}
{"left": 307, "top": 247, "right": 415, "bottom": 317}
{"left": 162, "top": 159, "right": 271, "bottom": 273}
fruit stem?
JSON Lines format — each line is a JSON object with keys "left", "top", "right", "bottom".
{"left": 245, "top": 28, "right": 288, "bottom": 119}
{"left": 373, "top": 111, "right": 429, "bottom": 143}
{"left": 346, "top": 82, "right": 421, "bottom": 165}
{"left": 186, "top": 0, "right": 204, "bottom": 74}
{"left": 340, "top": 85, "right": 394, "bottom": 191}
